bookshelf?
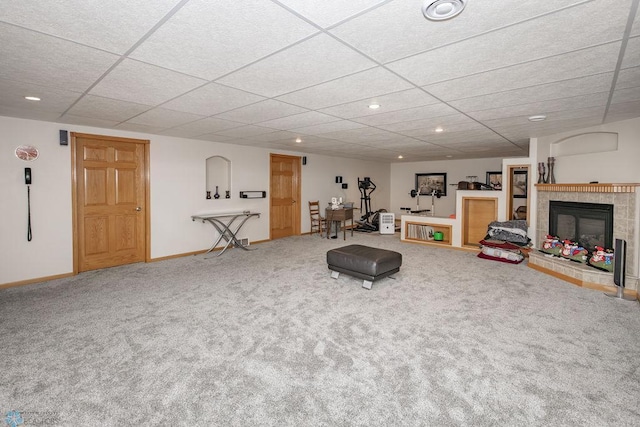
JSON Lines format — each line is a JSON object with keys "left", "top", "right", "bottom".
{"left": 404, "top": 222, "right": 452, "bottom": 246}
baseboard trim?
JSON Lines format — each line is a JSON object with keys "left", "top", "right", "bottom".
{"left": 1, "top": 240, "right": 273, "bottom": 289}
{"left": 528, "top": 263, "right": 638, "bottom": 298}
{"left": 0, "top": 272, "right": 75, "bottom": 290}
{"left": 150, "top": 239, "right": 271, "bottom": 262}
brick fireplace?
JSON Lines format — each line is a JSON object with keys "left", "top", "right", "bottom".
{"left": 529, "top": 183, "right": 639, "bottom": 293}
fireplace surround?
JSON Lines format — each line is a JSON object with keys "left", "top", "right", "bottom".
{"left": 549, "top": 200, "right": 613, "bottom": 251}
{"left": 530, "top": 183, "right": 639, "bottom": 293}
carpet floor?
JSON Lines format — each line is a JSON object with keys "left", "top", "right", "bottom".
{"left": 1, "top": 233, "right": 639, "bottom": 426}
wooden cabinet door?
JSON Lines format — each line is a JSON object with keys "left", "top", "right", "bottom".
{"left": 75, "top": 134, "right": 148, "bottom": 272}
{"left": 462, "top": 197, "right": 497, "bottom": 247}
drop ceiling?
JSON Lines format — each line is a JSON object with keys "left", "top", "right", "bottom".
{"left": 1, "top": 0, "right": 638, "bottom": 162}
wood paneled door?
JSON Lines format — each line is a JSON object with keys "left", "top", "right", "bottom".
{"left": 72, "top": 133, "right": 149, "bottom": 272}
{"left": 270, "top": 154, "right": 301, "bottom": 239}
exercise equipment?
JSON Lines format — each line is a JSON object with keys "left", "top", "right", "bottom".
{"left": 355, "top": 177, "right": 386, "bottom": 232}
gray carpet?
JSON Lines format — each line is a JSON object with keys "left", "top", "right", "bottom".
{"left": 1, "top": 233, "right": 639, "bottom": 426}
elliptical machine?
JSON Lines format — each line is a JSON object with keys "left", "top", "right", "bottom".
{"left": 355, "top": 177, "right": 386, "bottom": 232}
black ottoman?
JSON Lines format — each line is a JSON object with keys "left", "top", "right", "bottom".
{"left": 327, "top": 244, "right": 402, "bottom": 289}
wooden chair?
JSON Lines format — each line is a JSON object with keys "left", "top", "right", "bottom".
{"left": 309, "top": 201, "right": 326, "bottom": 236}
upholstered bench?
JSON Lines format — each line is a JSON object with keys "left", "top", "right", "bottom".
{"left": 327, "top": 244, "right": 402, "bottom": 289}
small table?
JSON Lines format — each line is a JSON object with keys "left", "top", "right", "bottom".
{"left": 325, "top": 207, "right": 354, "bottom": 240}
{"left": 191, "top": 212, "right": 260, "bottom": 257}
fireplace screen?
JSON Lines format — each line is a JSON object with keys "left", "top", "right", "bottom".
{"left": 549, "top": 201, "right": 613, "bottom": 250}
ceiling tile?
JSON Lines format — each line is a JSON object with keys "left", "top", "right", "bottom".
{"left": 483, "top": 106, "right": 605, "bottom": 129}
{"left": 193, "top": 133, "right": 240, "bottom": 143}
{"left": 125, "top": 108, "right": 206, "bottom": 127}
{"left": 212, "top": 125, "right": 276, "bottom": 138}
{"left": 276, "top": 67, "right": 413, "bottom": 109}
{"left": 331, "top": 0, "right": 593, "bottom": 63}
{"left": 130, "top": 0, "right": 318, "bottom": 80}
{"left": 217, "top": 34, "right": 376, "bottom": 97}
{"left": 247, "top": 131, "right": 301, "bottom": 142}
{"left": 65, "top": 95, "right": 152, "bottom": 122}
{"left": 0, "top": 106, "right": 63, "bottom": 122}
{"left": 467, "top": 92, "right": 610, "bottom": 121}
{"left": 399, "top": 121, "right": 487, "bottom": 140}
{"left": 621, "top": 35, "right": 640, "bottom": 69}
{"left": 0, "top": 23, "right": 119, "bottom": 92}
{"left": 318, "top": 127, "right": 402, "bottom": 143}
{"left": 0, "top": 0, "right": 182, "bottom": 53}
{"left": 257, "top": 111, "right": 340, "bottom": 130}
{"left": 450, "top": 73, "right": 614, "bottom": 112}
{"left": 0, "top": 78, "right": 82, "bottom": 114}
{"left": 162, "top": 82, "right": 265, "bottom": 116}
{"left": 277, "top": 0, "right": 386, "bottom": 28}
{"left": 319, "top": 88, "right": 440, "bottom": 119}
{"left": 605, "top": 100, "right": 640, "bottom": 122}
{"left": 115, "top": 122, "right": 168, "bottom": 134}
{"left": 162, "top": 117, "right": 243, "bottom": 138}
{"left": 352, "top": 103, "right": 458, "bottom": 126}
{"left": 611, "top": 86, "right": 640, "bottom": 104}
{"left": 615, "top": 66, "right": 640, "bottom": 90}
{"left": 290, "top": 120, "right": 366, "bottom": 135}
{"left": 377, "top": 113, "right": 477, "bottom": 133}
{"left": 423, "top": 42, "right": 621, "bottom": 101}
{"left": 89, "top": 59, "right": 207, "bottom": 105}
{"left": 387, "top": 0, "right": 628, "bottom": 86}
{"left": 214, "top": 100, "right": 308, "bottom": 124}
{"left": 56, "top": 114, "right": 120, "bottom": 128}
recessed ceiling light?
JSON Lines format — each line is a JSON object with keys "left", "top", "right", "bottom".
{"left": 445, "top": 155, "right": 453, "bottom": 158}
{"left": 369, "top": 103, "right": 380, "bottom": 110}
{"left": 435, "top": 126, "right": 444, "bottom": 133}
{"left": 24, "top": 96, "right": 41, "bottom": 101}
{"left": 528, "top": 115, "right": 547, "bottom": 122}
{"left": 295, "top": 137, "right": 302, "bottom": 143}
{"left": 423, "top": 0, "right": 467, "bottom": 21}
{"left": 398, "top": 155, "right": 403, "bottom": 159}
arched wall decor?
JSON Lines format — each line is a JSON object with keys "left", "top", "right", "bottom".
{"left": 550, "top": 132, "right": 618, "bottom": 157}
{"left": 206, "top": 155, "right": 231, "bottom": 199}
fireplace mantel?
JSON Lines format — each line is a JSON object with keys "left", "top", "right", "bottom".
{"left": 535, "top": 183, "right": 640, "bottom": 193}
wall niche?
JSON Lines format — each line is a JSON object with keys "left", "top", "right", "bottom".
{"left": 206, "top": 155, "right": 231, "bottom": 199}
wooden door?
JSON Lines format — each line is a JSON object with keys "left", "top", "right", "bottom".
{"left": 73, "top": 133, "right": 149, "bottom": 272}
{"left": 270, "top": 154, "right": 301, "bottom": 239}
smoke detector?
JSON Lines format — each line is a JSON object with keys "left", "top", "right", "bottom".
{"left": 423, "top": 0, "right": 467, "bottom": 21}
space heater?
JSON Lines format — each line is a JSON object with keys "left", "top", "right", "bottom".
{"left": 379, "top": 212, "right": 395, "bottom": 235}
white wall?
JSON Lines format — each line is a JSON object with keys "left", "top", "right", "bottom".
{"left": 390, "top": 157, "right": 503, "bottom": 217}
{"left": 0, "top": 116, "right": 389, "bottom": 285}
{"left": 534, "top": 117, "right": 640, "bottom": 184}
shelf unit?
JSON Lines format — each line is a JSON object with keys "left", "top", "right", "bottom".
{"left": 404, "top": 222, "right": 452, "bottom": 246}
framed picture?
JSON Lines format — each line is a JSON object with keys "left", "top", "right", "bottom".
{"left": 486, "top": 171, "right": 502, "bottom": 190}
{"left": 512, "top": 170, "right": 528, "bottom": 198}
{"left": 415, "top": 173, "right": 447, "bottom": 196}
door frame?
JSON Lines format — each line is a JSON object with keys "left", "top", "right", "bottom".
{"left": 269, "top": 153, "right": 302, "bottom": 239}
{"left": 506, "top": 164, "right": 530, "bottom": 224}
{"left": 71, "top": 132, "right": 151, "bottom": 274}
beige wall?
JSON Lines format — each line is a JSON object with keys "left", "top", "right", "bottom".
{"left": 0, "top": 115, "right": 389, "bottom": 285}
{"left": 390, "top": 157, "right": 504, "bottom": 218}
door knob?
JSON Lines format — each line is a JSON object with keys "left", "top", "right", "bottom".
{"left": 135, "top": 207, "right": 142, "bottom": 211}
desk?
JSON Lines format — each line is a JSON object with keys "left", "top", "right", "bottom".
{"left": 325, "top": 207, "right": 354, "bottom": 240}
{"left": 191, "top": 212, "right": 260, "bottom": 257}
